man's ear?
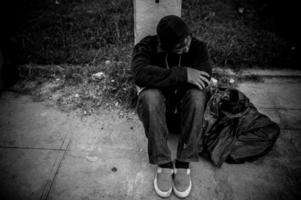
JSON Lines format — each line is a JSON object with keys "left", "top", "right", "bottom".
{"left": 156, "top": 36, "right": 164, "bottom": 50}
{"left": 157, "top": 36, "right": 162, "bottom": 45}
{"left": 157, "top": 36, "right": 171, "bottom": 52}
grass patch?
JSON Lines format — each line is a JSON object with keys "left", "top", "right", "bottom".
{"left": 12, "top": 62, "right": 136, "bottom": 114}
{"left": 11, "top": 64, "right": 238, "bottom": 115}
{"left": 5, "top": 0, "right": 296, "bottom": 68}
{"left": 3, "top": 0, "right": 297, "bottom": 113}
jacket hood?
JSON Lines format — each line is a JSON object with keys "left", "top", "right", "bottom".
{"left": 156, "top": 15, "right": 190, "bottom": 51}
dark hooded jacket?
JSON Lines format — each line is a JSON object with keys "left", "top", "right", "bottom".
{"left": 131, "top": 15, "right": 211, "bottom": 90}
{"left": 131, "top": 36, "right": 211, "bottom": 89}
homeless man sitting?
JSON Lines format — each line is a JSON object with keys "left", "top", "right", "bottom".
{"left": 131, "top": 15, "right": 211, "bottom": 198}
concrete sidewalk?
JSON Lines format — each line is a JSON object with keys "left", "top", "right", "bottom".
{"left": 0, "top": 77, "right": 301, "bottom": 200}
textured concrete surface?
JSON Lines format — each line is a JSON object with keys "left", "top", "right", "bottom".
{"left": 0, "top": 94, "right": 72, "bottom": 149}
{"left": 134, "top": 0, "right": 182, "bottom": 44}
{"left": 0, "top": 77, "right": 301, "bottom": 200}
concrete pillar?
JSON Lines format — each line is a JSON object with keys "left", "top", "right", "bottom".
{"left": 0, "top": 49, "right": 3, "bottom": 91}
{"left": 133, "top": 0, "right": 182, "bottom": 44}
{"left": 133, "top": 0, "right": 182, "bottom": 158}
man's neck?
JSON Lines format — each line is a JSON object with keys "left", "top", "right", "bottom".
{"left": 156, "top": 43, "right": 166, "bottom": 53}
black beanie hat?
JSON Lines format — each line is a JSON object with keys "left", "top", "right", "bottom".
{"left": 156, "top": 15, "right": 190, "bottom": 51}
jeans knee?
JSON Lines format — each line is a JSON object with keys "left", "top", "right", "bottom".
{"left": 184, "top": 89, "right": 206, "bottom": 110}
{"left": 138, "top": 89, "right": 165, "bottom": 111}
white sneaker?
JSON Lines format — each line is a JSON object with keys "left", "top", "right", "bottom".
{"left": 154, "top": 167, "right": 173, "bottom": 198}
{"left": 173, "top": 168, "right": 192, "bottom": 198}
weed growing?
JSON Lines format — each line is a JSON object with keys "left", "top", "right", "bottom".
{"left": 13, "top": 60, "right": 136, "bottom": 114}
{"left": 4, "top": 0, "right": 297, "bottom": 113}
{"left": 6, "top": 0, "right": 295, "bottom": 68}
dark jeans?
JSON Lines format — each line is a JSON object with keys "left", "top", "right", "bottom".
{"left": 136, "top": 88, "right": 206, "bottom": 165}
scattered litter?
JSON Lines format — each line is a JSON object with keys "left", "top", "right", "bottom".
{"left": 80, "top": 145, "right": 94, "bottom": 151}
{"left": 211, "top": 77, "right": 218, "bottom": 86}
{"left": 92, "top": 72, "right": 106, "bottom": 81}
{"left": 105, "top": 60, "right": 111, "bottom": 65}
{"left": 75, "top": 93, "right": 79, "bottom": 98}
{"left": 40, "top": 112, "right": 47, "bottom": 117}
{"left": 86, "top": 156, "right": 98, "bottom": 162}
{"left": 229, "top": 78, "right": 235, "bottom": 84}
{"left": 238, "top": 7, "right": 244, "bottom": 14}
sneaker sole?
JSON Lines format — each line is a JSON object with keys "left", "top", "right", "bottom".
{"left": 154, "top": 174, "right": 172, "bottom": 198}
{"left": 173, "top": 179, "right": 192, "bottom": 198}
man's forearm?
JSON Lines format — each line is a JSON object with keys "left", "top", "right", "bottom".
{"left": 134, "top": 65, "right": 187, "bottom": 88}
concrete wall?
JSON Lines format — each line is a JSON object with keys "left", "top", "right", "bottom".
{"left": 0, "top": 49, "right": 3, "bottom": 91}
{"left": 133, "top": 0, "right": 182, "bottom": 44}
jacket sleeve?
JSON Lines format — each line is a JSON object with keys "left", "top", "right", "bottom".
{"left": 131, "top": 39, "right": 187, "bottom": 88}
{"left": 189, "top": 41, "right": 212, "bottom": 77}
